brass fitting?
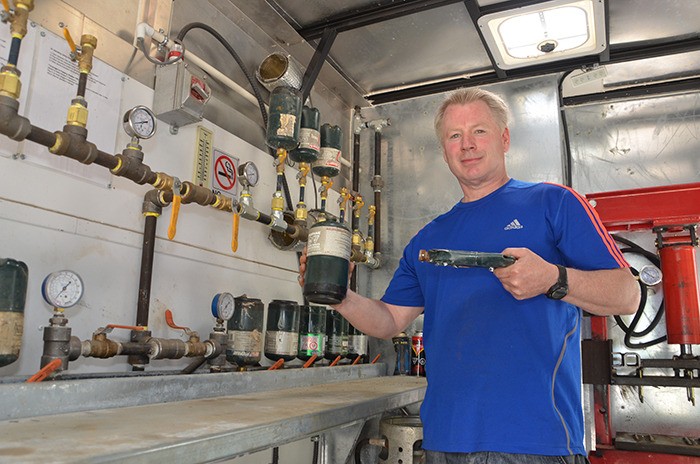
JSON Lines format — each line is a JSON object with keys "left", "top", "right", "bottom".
{"left": 78, "top": 34, "right": 98, "bottom": 74}
{"left": 295, "top": 204, "right": 308, "bottom": 222}
{"left": 181, "top": 181, "right": 216, "bottom": 206}
{"left": 271, "top": 193, "right": 285, "bottom": 211}
{"left": 368, "top": 205, "right": 376, "bottom": 225}
{"left": 297, "top": 162, "right": 309, "bottom": 186}
{"left": 0, "top": 67, "right": 21, "bottom": 99}
{"left": 152, "top": 172, "right": 174, "bottom": 191}
{"left": 212, "top": 194, "right": 233, "bottom": 212}
{"left": 10, "top": 0, "right": 34, "bottom": 39}
{"left": 84, "top": 333, "right": 120, "bottom": 358}
{"left": 320, "top": 176, "right": 332, "bottom": 199}
{"left": 66, "top": 98, "right": 88, "bottom": 127}
{"left": 275, "top": 148, "right": 287, "bottom": 174}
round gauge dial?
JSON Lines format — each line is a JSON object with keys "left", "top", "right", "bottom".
{"left": 211, "top": 292, "right": 235, "bottom": 321}
{"left": 42, "top": 270, "right": 84, "bottom": 308}
{"left": 123, "top": 105, "right": 157, "bottom": 139}
{"left": 639, "top": 264, "right": 663, "bottom": 286}
{"left": 238, "top": 161, "right": 259, "bottom": 188}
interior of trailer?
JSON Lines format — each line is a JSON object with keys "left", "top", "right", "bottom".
{"left": 0, "top": 1, "right": 698, "bottom": 463}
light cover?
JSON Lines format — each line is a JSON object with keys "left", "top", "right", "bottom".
{"left": 477, "top": 0, "right": 606, "bottom": 70}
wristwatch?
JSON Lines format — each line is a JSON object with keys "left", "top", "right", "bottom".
{"left": 546, "top": 264, "right": 568, "bottom": 300}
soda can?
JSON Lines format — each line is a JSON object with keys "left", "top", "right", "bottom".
{"left": 411, "top": 332, "right": 425, "bottom": 377}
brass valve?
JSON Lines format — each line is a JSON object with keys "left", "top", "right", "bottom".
{"left": 9, "top": 0, "right": 33, "bottom": 39}
{"left": 78, "top": 34, "right": 98, "bottom": 74}
{"left": 0, "top": 66, "right": 21, "bottom": 99}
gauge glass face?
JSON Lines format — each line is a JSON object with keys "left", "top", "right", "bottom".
{"left": 214, "top": 292, "right": 235, "bottom": 320}
{"left": 124, "top": 106, "right": 156, "bottom": 139}
{"left": 639, "top": 265, "right": 662, "bottom": 286}
{"left": 240, "top": 162, "right": 259, "bottom": 187}
{"left": 42, "top": 270, "right": 84, "bottom": 308}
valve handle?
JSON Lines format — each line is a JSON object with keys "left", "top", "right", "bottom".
{"left": 62, "top": 26, "right": 77, "bottom": 56}
{"left": 231, "top": 211, "right": 240, "bottom": 253}
{"left": 94, "top": 323, "right": 147, "bottom": 336}
{"left": 267, "top": 359, "right": 284, "bottom": 370}
{"left": 275, "top": 148, "right": 287, "bottom": 172}
{"left": 164, "top": 309, "right": 195, "bottom": 337}
{"left": 168, "top": 179, "right": 182, "bottom": 240}
{"left": 27, "top": 359, "right": 62, "bottom": 383}
{"left": 302, "top": 354, "right": 318, "bottom": 368}
{"left": 1, "top": 0, "right": 10, "bottom": 14}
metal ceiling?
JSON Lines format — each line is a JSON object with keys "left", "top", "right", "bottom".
{"left": 241, "top": 0, "right": 700, "bottom": 106}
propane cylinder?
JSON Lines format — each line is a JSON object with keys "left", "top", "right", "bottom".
{"left": 347, "top": 324, "right": 368, "bottom": 362}
{"left": 303, "top": 219, "right": 352, "bottom": 305}
{"left": 324, "top": 310, "right": 349, "bottom": 360}
{"left": 289, "top": 106, "right": 320, "bottom": 163}
{"left": 265, "top": 86, "right": 302, "bottom": 151}
{"left": 298, "top": 305, "right": 327, "bottom": 362}
{"left": 264, "top": 299, "right": 300, "bottom": 362}
{"left": 226, "top": 296, "right": 264, "bottom": 367}
{"left": 659, "top": 245, "right": 700, "bottom": 344}
{"left": 312, "top": 123, "right": 342, "bottom": 177}
{"left": 0, "top": 258, "right": 28, "bottom": 367}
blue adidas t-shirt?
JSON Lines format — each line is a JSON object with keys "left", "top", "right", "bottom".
{"left": 381, "top": 179, "right": 627, "bottom": 456}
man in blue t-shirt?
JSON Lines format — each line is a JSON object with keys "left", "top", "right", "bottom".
{"left": 299, "top": 88, "right": 639, "bottom": 464}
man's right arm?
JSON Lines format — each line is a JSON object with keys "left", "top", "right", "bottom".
{"left": 332, "top": 289, "right": 424, "bottom": 339}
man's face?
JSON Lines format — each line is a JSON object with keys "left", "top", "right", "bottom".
{"left": 440, "top": 101, "right": 510, "bottom": 191}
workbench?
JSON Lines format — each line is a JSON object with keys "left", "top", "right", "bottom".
{"left": 0, "top": 365, "right": 426, "bottom": 463}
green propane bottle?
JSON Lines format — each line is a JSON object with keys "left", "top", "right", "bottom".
{"left": 289, "top": 106, "right": 320, "bottom": 163}
{"left": 0, "top": 258, "right": 28, "bottom": 367}
{"left": 312, "top": 123, "right": 342, "bottom": 177}
{"left": 297, "top": 305, "right": 327, "bottom": 362}
{"left": 324, "top": 310, "right": 349, "bottom": 360}
{"left": 264, "top": 299, "right": 300, "bottom": 362}
{"left": 265, "top": 86, "right": 302, "bottom": 150}
{"left": 303, "top": 219, "right": 352, "bottom": 305}
{"left": 226, "top": 296, "right": 264, "bottom": 367}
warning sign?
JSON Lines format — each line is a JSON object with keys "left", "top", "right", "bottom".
{"left": 211, "top": 149, "right": 239, "bottom": 199}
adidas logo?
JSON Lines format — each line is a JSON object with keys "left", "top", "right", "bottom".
{"left": 504, "top": 219, "right": 524, "bottom": 230}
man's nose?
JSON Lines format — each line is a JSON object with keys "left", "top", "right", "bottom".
{"left": 461, "top": 135, "right": 475, "bottom": 150}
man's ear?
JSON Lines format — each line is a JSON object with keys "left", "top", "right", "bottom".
{"left": 502, "top": 127, "right": 511, "bottom": 152}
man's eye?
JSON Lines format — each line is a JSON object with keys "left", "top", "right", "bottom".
{"left": 449, "top": 133, "right": 460, "bottom": 139}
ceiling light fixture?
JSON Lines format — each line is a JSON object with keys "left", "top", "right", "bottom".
{"left": 477, "top": 0, "right": 606, "bottom": 70}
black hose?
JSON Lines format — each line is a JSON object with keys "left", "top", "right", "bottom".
{"left": 8, "top": 37, "right": 21, "bottom": 67}
{"left": 271, "top": 447, "right": 279, "bottom": 464}
{"left": 611, "top": 235, "right": 667, "bottom": 348}
{"left": 136, "top": 214, "right": 158, "bottom": 327}
{"left": 176, "top": 22, "right": 296, "bottom": 213}
{"left": 77, "top": 73, "right": 88, "bottom": 98}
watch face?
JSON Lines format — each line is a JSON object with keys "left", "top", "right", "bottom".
{"left": 548, "top": 285, "right": 568, "bottom": 300}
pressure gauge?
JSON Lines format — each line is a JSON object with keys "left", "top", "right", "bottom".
{"left": 41, "top": 270, "right": 84, "bottom": 308}
{"left": 211, "top": 292, "right": 235, "bottom": 321}
{"left": 639, "top": 264, "right": 663, "bottom": 286}
{"left": 238, "top": 161, "right": 259, "bottom": 188}
{"left": 123, "top": 105, "right": 156, "bottom": 139}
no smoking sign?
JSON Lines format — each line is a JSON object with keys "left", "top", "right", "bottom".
{"left": 211, "top": 149, "right": 239, "bottom": 199}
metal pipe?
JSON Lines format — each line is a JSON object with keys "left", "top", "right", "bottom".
{"left": 373, "top": 130, "right": 382, "bottom": 256}
{"left": 136, "top": 214, "right": 157, "bottom": 327}
{"left": 7, "top": 38, "right": 21, "bottom": 67}
{"left": 350, "top": 131, "right": 361, "bottom": 292}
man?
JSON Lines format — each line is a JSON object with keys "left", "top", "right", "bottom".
{"left": 300, "top": 88, "right": 639, "bottom": 464}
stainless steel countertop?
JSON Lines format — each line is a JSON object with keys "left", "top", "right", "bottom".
{"left": 0, "top": 374, "right": 426, "bottom": 463}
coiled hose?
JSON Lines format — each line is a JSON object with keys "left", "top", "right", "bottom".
{"left": 612, "top": 235, "right": 667, "bottom": 348}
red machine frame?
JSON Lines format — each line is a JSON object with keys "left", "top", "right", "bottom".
{"left": 585, "top": 182, "right": 700, "bottom": 464}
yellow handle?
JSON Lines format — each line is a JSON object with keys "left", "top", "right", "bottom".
{"left": 1, "top": 0, "right": 10, "bottom": 13}
{"left": 62, "top": 27, "right": 77, "bottom": 55}
{"left": 231, "top": 212, "right": 240, "bottom": 253}
{"left": 168, "top": 194, "right": 181, "bottom": 240}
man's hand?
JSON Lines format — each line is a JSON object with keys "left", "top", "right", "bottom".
{"left": 492, "top": 247, "right": 558, "bottom": 300}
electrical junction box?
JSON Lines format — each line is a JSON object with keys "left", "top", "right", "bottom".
{"left": 153, "top": 61, "right": 211, "bottom": 128}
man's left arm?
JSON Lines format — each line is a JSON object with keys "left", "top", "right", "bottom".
{"left": 494, "top": 247, "right": 639, "bottom": 316}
